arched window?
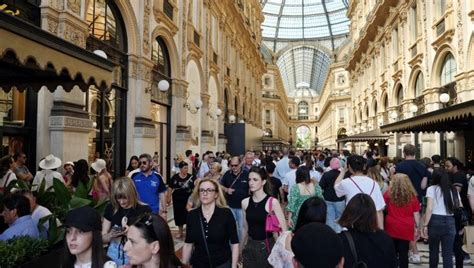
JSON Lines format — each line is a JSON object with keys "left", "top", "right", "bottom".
{"left": 440, "top": 53, "right": 457, "bottom": 86}
{"left": 86, "top": 0, "right": 125, "bottom": 50}
{"left": 151, "top": 37, "right": 171, "bottom": 105}
{"left": 298, "top": 101, "right": 309, "bottom": 120}
{"left": 396, "top": 86, "right": 404, "bottom": 105}
{"left": 414, "top": 72, "right": 424, "bottom": 97}
{"left": 383, "top": 95, "right": 388, "bottom": 111}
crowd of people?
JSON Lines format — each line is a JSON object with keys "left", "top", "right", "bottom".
{"left": 0, "top": 146, "right": 473, "bottom": 268}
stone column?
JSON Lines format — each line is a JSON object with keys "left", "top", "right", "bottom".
{"left": 131, "top": 59, "right": 156, "bottom": 156}
{"left": 49, "top": 87, "right": 93, "bottom": 163}
{"left": 171, "top": 79, "right": 190, "bottom": 159}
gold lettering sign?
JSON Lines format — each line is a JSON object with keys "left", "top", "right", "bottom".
{"left": 0, "top": 4, "right": 20, "bottom": 16}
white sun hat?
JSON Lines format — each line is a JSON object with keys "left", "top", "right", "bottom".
{"left": 39, "top": 154, "right": 62, "bottom": 170}
{"left": 91, "top": 158, "right": 107, "bottom": 173}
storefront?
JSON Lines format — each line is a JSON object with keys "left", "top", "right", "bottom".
{"left": 336, "top": 129, "right": 391, "bottom": 156}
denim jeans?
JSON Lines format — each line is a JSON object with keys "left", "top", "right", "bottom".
{"left": 230, "top": 207, "right": 244, "bottom": 240}
{"left": 325, "top": 200, "right": 345, "bottom": 233}
{"left": 428, "top": 214, "right": 456, "bottom": 268}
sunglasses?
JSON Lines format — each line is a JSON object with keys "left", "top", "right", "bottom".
{"left": 230, "top": 164, "right": 239, "bottom": 167}
{"left": 140, "top": 161, "right": 148, "bottom": 165}
{"left": 137, "top": 213, "right": 159, "bottom": 240}
{"left": 199, "top": 188, "right": 217, "bottom": 194}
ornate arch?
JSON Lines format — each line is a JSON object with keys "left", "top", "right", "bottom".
{"left": 391, "top": 82, "right": 404, "bottom": 106}
{"left": 185, "top": 56, "right": 204, "bottom": 93}
{"left": 151, "top": 27, "right": 180, "bottom": 79}
{"left": 407, "top": 67, "right": 424, "bottom": 99}
{"left": 430, "top": 45, "right": 456, "bottom": 86}
{"left": 380, "top": 91, "right": 389, "bottom": 111}
{"left": 111, "top": 0, "right": 140, "bottom": 55}
{"left": 370, "top": 97, "right": 378, "bottom": 117}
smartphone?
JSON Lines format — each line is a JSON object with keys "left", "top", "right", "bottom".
{"left": 111, "top": 226, "right": 124, "bottom": 233}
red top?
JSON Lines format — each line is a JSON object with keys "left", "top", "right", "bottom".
{"left": 383, "top": 192, "right": 420, "bottom": 241}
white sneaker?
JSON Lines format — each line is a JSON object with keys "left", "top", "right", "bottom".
{"left": 409, "top": 253, "right": 421, "bottom": 264}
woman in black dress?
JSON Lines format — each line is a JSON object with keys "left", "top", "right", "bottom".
{"left": 168, "top": 161, "right": 194, "bottom": 238}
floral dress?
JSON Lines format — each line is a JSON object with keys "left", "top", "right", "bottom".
{"left": 286, "top": 182, "right": 323, "bottom": 230}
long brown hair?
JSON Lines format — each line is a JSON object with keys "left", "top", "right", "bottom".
{"left": 338, "top": 193, "right": 378, "bottom": 232}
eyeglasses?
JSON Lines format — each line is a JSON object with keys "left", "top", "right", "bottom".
{"left": 209, "top": 156, "right": 215, "bottom": 159}
{"left": 230, "top": 164, "right": 239, "bottom": 167}
{"left": 199, "top": 188, "right": 216, "bottom": 194}
{"left": 140, "top": 161, "right": 148, "bottom": 165}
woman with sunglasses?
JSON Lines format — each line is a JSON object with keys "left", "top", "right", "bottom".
{"left": 123, "top": 213, "right": 181, "bottom": 268}
{"left": 182, "top": 180, "right": 239, "bottom": 268}
{"left": 241, "top": 166, "right": 287, "bottom": 267}
{"left": 102, "top": 177, "right": 151, "bottom": 265}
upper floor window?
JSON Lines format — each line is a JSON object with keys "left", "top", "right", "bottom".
{"left": 438, "top": 0, "right": 446, "bottom": 17}
{"left": 1, "top": 0, "right": 40, "bottom": 26}
{"left": 410, "top": 4, "right": 418, "bottom": 41}
{"left": 298, "top": 101, "right": 309, "bottom": 120}
{"left": 440, "top": 53, "right": 456, "bottom": 86}
{"left": 86, "top": 0, "right": 125, "bottom": 50}
{"left": 192, "top": 0, "right": 200, "bottom": 28}
{"left": 415, "top": 72, "right": 424, "bottom": 97}
{"left": 396, "top": 86, "right": 404, "bottom": 105}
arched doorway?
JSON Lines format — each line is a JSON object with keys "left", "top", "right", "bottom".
{"left": 85, "top": 0, "right": 128, "bottom": 176}
{"left": 296, "top": 125, "right": 311, "bottom": 149}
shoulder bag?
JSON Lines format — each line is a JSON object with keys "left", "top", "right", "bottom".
{"left": 265, "top": 196, "right": 281, "bottom": 252}
{"left": 453, "top": 188, "right": 469, "bottom": 228}
{"left": 199, "top": 211, "right": 213, "bottom": 268}
{"left": 343, "top": 231, "right": 367, "bottom": 268}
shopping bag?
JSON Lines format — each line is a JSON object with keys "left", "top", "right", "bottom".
{"left": 463, "top": 226, "right": 474, "bottom": 254}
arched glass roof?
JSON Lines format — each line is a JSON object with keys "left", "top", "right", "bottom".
{"left": 261, "top": 0, "right": 350, "bottom": 51}
{"left": 276, "top": 45, "right": 331, "bottom": 96}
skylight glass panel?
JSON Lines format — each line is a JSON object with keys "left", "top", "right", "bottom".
{"left": 304, "top": 3, "right": 325, "bottom": 15}
{"left": 278, "top": 27, "right": 304, "bottom": 38}
{"left": 261, "top": 0, "right": 349, "bottom": 52}
{"left": 304, "top": 26, "right": 330, "bottom": 38}
{"left": 279, "top": 16, "right": 303, "bottom": 27}
{"left": 304, "top": 15, "right": 328, "bottom": 27}
{"left": 262, "top": 15, "right": 278, "bottom": 26}
{"left": 263, "top": 3, "right": 281, "bottom": 14}
{"left": 282, "top": 5, "right": 303, "bottom": 15}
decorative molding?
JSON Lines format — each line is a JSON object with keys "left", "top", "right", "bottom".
{"left": 49, "top": 116, "right": 93, "bottom": 133}
{"left": 143, "top": 0, "right": 151, "bottom": 56}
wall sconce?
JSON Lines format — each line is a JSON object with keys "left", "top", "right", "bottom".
{"left": 239, "top": 119, "right": 245, "bottom": 123}
{"left": 184, "top": 98, "right": 203, "bottom": 114}
{"left": 409, "top": 104, "right": 418, "bottom": 113}
{"left": 145, "top": 79, "right": 170, "bottom": 94}
{"left": 229, "top": 114, "right": 236, "bottom": 123}
{"left": 207, "top": 108, "right": 222, "bottom": 120}
{"left": 390, "top": 111, "right": 398, "bottom": 120}
{"left": 439, "top": 93, "right": 450, "bottom": 106}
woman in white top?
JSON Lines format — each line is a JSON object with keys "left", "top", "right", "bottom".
{"left": 422, "top": 169, "right": 460, "bottom": 268}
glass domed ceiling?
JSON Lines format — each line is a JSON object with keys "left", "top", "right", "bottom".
{"left": 261, "top": 0, "right": 350, "bottom": 51}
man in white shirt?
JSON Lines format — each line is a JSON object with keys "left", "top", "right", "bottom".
{"left": 334, "top": 155, "right": 385, "bottom": 229}
{"left": 274, "top": 148, "right": 292, "bottom": 181}
{"left": 20, "top": 190, "right": 53, "bottom": 238}
{"left": 197, "top": 153, "right": 214, "bottom": 179}
{"left": 283, "top": 156, "right": 300, "bottom": 194}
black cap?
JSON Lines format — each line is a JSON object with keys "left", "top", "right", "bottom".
{"left": 291, "top": 223, "right": 343, "bottom": 268}
{"left": 64, "top": 206, "right": 101, "bottom": 232}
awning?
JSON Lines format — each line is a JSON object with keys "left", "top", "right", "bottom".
{"left": 336, "top": 129, "right": 391, "bottom": 143}
{"left": 381, "top": 100, "right": 474, "bottom": 133}
{"left": 0, "top": 11, "right": 115, "bottom": 92}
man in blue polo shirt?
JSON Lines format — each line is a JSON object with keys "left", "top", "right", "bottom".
{"left": 132, "top": 153, "right": 167, "bottom": 218}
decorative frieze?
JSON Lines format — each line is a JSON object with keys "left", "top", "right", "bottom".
{"left": 49, "top": 116, "right": 93, "bottom": 133}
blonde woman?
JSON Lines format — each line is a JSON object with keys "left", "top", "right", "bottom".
{"left": 204, "top": 162, "right": 222, "bottom": 182}
{"left": 182, "top": 180, "right": 239, "bottom": 268}
{"left": 383, "top": 173, "right": 421, "bottom": 268}
{"left": 102, "top": 177, "right": 151, "bottom": 265}
{"left": 367, "top": 165, "right": 388, "bottom": 194}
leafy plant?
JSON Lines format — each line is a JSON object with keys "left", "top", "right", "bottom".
{"left": 0, "top": 236, "right": 49, "bottom": 268}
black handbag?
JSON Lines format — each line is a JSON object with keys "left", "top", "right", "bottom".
{"left": 453, "top": 189, "right": 469, "bottom": 228}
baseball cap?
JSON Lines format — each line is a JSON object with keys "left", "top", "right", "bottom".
{"left": 292, "top": 223, "right": 343, "bottom": 268}
{"left": 64, "top": 206, "right": 102, "bottom": 232}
